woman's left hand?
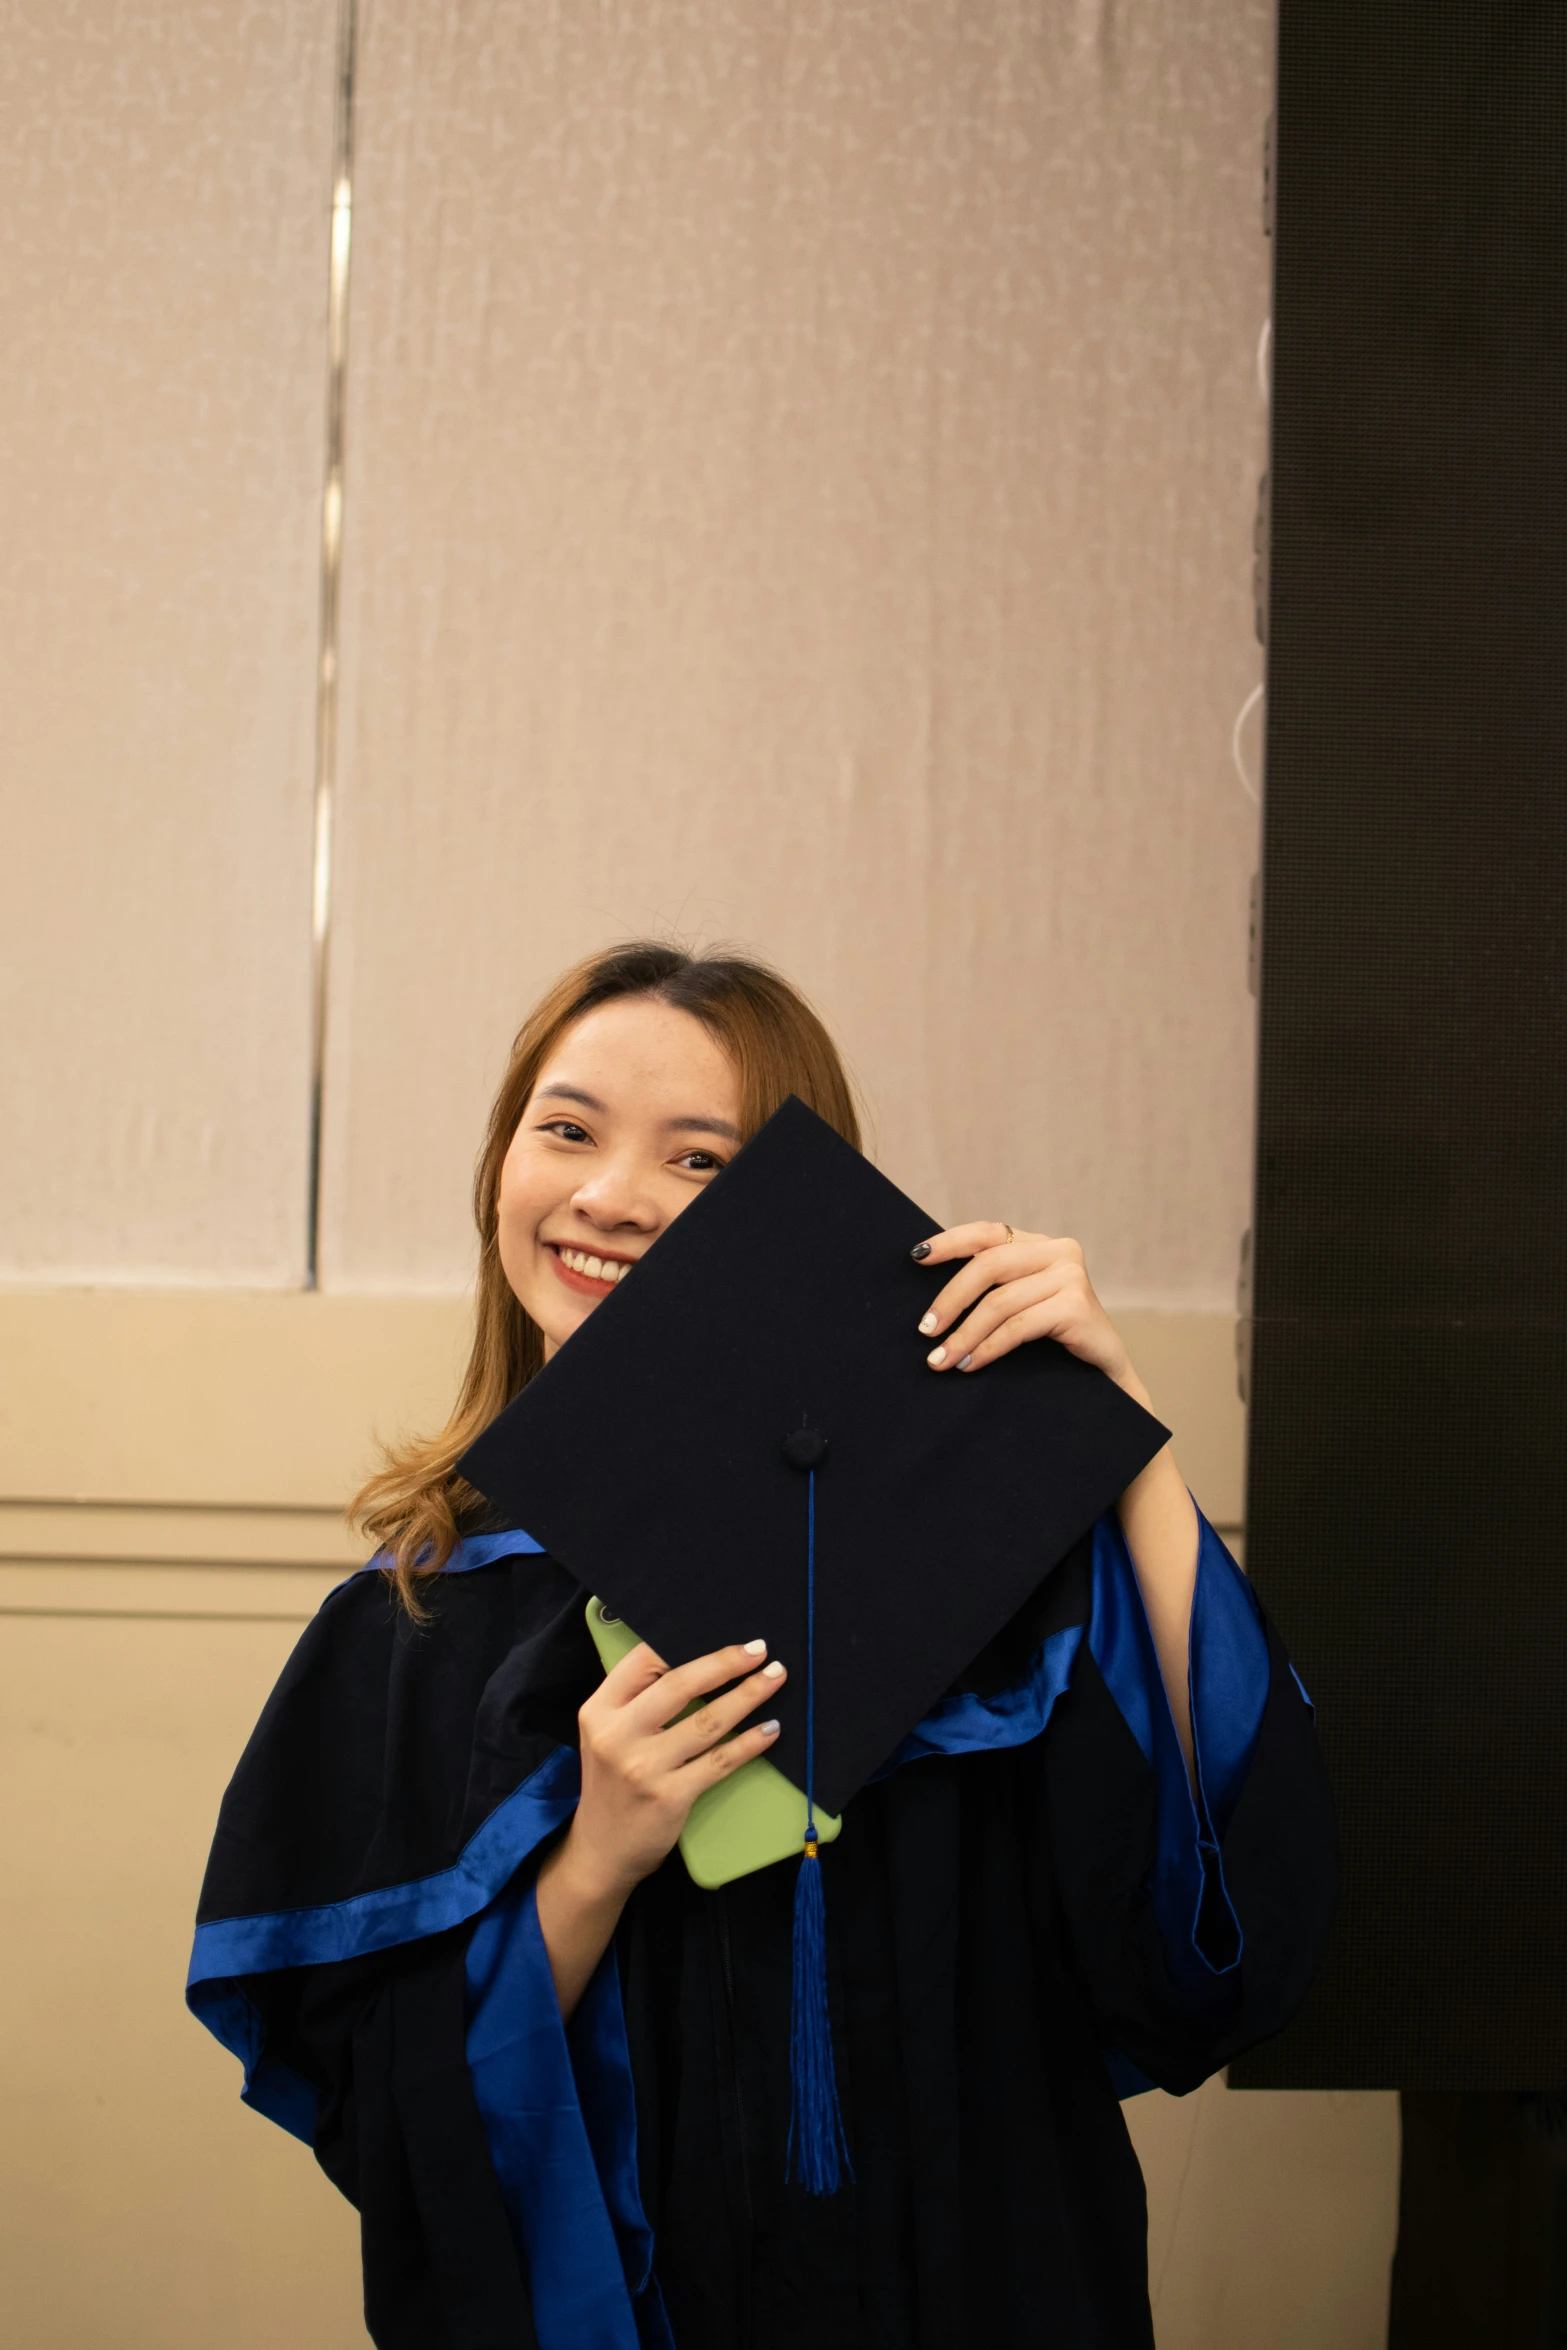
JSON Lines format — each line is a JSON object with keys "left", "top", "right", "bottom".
{"left": 914, "top": 1222, "right": 1143, "bottom": 1400}
{"left": 918, "top": 1222, "right": 1198, "bottom": 1783}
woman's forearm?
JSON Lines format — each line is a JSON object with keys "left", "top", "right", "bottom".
{"left": 534, "top": 1825, "right": 636, "bottom": 2020}
{"left": 1111, "top": 1375, "right": 1200, "bottom": 1787}
{"left": 533, "top": 1635, "right": 789, "bottom": 2018}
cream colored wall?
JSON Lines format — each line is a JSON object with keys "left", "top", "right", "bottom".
{"left": 1128, "top": 2076, "right": 1400, "bottom": 2350}
{"left": 2, "top": 1610, "right": 369, "bottom": 2350}
{"left": 1, "top": 2, "right": 1397, "bottom": 2344}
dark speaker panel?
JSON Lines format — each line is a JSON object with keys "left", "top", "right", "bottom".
{"left": 1232, "top": 0, "right": 1567, "bottom": 2089}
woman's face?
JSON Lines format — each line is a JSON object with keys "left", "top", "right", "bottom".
{"left": 497, "top": 996, "right": 743, "bottom": 1358}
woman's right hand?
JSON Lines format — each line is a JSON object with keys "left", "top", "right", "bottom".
{"left": 536, "top": 1637, "right": 787, "bottom": 2016}
{"left": 567, "top": 1635, "right": 787, "bottom": 1897}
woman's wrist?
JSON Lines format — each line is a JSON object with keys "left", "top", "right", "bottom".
{"left": 539, "top": 1816, "right": 641, "bottom": 1915}
{"left": 534, "top": 1820, "right": 642, "bottom": 2019}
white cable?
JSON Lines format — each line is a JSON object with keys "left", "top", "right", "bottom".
{"left": 1257, "top": 316, "right": 1272, "bottom": 404}
{"left": 1232, "top": 681, "right": 1264, "bottom": 805}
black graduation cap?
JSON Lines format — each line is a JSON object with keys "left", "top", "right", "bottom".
{"left": 459, "top": 1094, "right": 1168, "bottom": 1820}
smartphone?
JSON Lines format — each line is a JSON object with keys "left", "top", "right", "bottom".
{"left": 584, "top": 1596, "right": 842, "bottom": 1889}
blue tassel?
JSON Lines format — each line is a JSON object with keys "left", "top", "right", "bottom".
{"left": 787, "top": 1833, "right": 852, "bottom": 2194}
{"left": 786, "top": 1466, "right": 852, "bottom": 2195}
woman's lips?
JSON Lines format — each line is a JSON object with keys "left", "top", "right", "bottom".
{"left": 548, "top": 1245, "right": 629, "bottom": 1300}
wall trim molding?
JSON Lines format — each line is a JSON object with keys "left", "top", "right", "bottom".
{"left": 0, "top": 1294, "right": 1245, "bottom": 1600}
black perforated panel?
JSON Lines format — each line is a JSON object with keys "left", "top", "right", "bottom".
{"left": 1232, "top": 0, "right": 1567, "bottom": 2090}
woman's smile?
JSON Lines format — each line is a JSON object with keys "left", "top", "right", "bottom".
{"left": 547, "top": 1242, "right": 637, "bottom": 1296}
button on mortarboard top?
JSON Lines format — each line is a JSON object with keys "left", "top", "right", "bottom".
{"left": 783, "top": 1428, "right": 828, "bottom": 1471}
{"left": 457, "top": 1093, "right": 1169, "bottom": 1823}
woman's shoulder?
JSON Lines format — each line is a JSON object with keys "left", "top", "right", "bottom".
{"left": 318, "top": 1527, "right": 570, "bottom": 1625}
{"left": 258, "top": 1534, "right": 592, "bottom": 1759}
{"left": 195, "top": 1536, "right": 595, "bottom": 1931}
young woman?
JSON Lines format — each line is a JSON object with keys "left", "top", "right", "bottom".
{"left": 189, "top": 941, "right": 1335, "bottom": 2350}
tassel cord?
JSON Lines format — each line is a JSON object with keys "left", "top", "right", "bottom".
{"left": 787, "top": 1464, "right": 853, "bottom": 2195}
{"left": 805, "top": 1466, "right": 817, "bottom": 1844}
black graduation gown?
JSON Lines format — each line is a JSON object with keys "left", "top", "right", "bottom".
{"left": 188, "top": 1518, "right": 1335, "bottom": 2350}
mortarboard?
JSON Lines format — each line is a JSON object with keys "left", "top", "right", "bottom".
{"left": 459, "top": 1095, "right": 1169, "bottom": 2192}
{"left": 460, "top": 1094, "right": 1167, "bottom": 1815}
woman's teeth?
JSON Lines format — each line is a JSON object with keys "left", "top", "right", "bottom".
{"left": 558, "top": 1248, "right": 629, "bottom": 1284}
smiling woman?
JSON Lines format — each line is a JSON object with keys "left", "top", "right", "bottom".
{"left": 498, "top": 997, "right": 747, "bottom": 1332}
{"left": 351, "top": 943, "right": 861, "bottom": 1614}
{"left": 189, "top": 939, "right": 1335, "bottom": 2350}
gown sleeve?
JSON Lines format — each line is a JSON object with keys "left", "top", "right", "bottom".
{"left": 1042, "top": 1511, "right": 1338, "bottom": 2093}
{"left": 879, "top": 1508, "right": 1335, "bottom": 2092}
{"left": 185, "top": 1544, "right": 672, "bottom": 2350}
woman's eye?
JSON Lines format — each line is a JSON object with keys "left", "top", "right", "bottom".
{"left": 676, "top": 1150, "right": 723, "bottom": 1172}
{"left": 542, "top": 1121, "right": 591, "bottom": 1144}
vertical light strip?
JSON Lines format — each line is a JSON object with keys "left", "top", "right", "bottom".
{"left": 305, "top": 0, "right": 357, "bottom": 1288}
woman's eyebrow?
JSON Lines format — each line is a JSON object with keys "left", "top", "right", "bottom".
{"left": 535, "top": 1084, "right": 605, "bottom": 1112}
{"left": 666, "top": 1114, "right": 742, "bottom": 1142}
{"left": 535, "top": 1086, "right": 739, "bottom": 1143}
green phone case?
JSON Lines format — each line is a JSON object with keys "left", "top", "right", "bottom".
{"left": 585, "top": 1597, "right": 843, "bottom": 1889}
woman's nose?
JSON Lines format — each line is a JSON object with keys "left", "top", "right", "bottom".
{"left": 570, "top": 1157, "right": 658, "bottom": 1228}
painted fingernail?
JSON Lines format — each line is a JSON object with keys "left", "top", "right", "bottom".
{"left": 918, "top": 1312, "right": 938, "bottom": 1336}
{"left": 927, "top": 1345, "right": 947, "bottom": 1367}
{"left": 743, "top": 1638, "right": 767, "bottom": 1655}
{"left": 958, "top": 1354, "right": 974, "bottom": 1371}
{"left": 759, "top": 1720, "right": 780, "bottom": 1735}
{"left": 762, "top": 1659, "right": 785, "bottom": 1679}
{"left": 910, "top": 1240, "right": 931, "bottom": 1260}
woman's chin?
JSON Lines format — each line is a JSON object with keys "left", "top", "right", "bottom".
{"left": 502, "top": 1249, "right": 608, "bottom": 1353}
{"left": 530, "top": 1288, "right": 603, "bottom": 1359}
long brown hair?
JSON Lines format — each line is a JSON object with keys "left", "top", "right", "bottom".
{"left": 352, "top": 941, "right": 861, "bottom": 1614}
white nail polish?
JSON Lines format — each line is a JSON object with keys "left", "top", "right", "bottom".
{"left": 762, "top": 1658, "right": 785, "bottom": 1678}
{"left": 958, "top": 1354, "right": 974, "bottom": 1371}
{"left": 743, "top": 1638, "right": 767, "bottom": 1655}
{"left": 927, "top": 1345, "right": 947, "bottom": 1366}
{"left": 759, "top": 1720, "right": 780, "bottom": 1734}
{"left": 918, "top": 1312, "right": 938, "bottom": 1336}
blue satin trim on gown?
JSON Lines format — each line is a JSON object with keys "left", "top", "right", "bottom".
{"left": 890, "top": 1508, "right": 1269, "bottom": 1998}
{"left": 872, "top": 1620, "right": 1083, "bottom": 1776}
{"left": 441, "top": 1529, "right": 547, "bottom": 1569}
{"left": 186, "top": 1744, "right": 581, "bottom": 2140}
{"left": 466, "top": 1880, "right": 672, "bottom": 2350}
{"left": 1087, "top": 1511, "right": 1268, "bottom": 1991}
{"left": 337, "top": 1528, "right": 547, "bottom": 1595}
{"left": 187, "top": 1743, "right": 580, "bottom": 1984}
{"left": 1185, "top": 1519, "right": 1271, "bottom": 1831}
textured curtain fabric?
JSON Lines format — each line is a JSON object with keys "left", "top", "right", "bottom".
{"left": 0, "top": 0, "right": 332, "bottom": 1281}
{"left": 0, "top": 1, "right": 1270, "bottom": 1298}
{"left": 325, "top": 0, "right": 1271, "bottom": 1303}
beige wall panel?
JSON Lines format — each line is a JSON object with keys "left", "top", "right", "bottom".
{"left": 0, "top": 1613, "right": 369, "bottom": 2349}
{"left": 0, "top": 0, "right": 332, "bottom": 1285}
{"left": 326, "top": 0, "right": 1269, "bottom": 1306}
{"left": 0, "top": 1557, "right": 337, "bottom": 1618}
{"left": 0, "top": 1290, "right": 1244, "bottom": 1525}
{"left": 0, "top": 1289, "right": 471, "bottom": 1511}
{"left": 1126, "top": 2076, "right": 1399, "bottom": 2349}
